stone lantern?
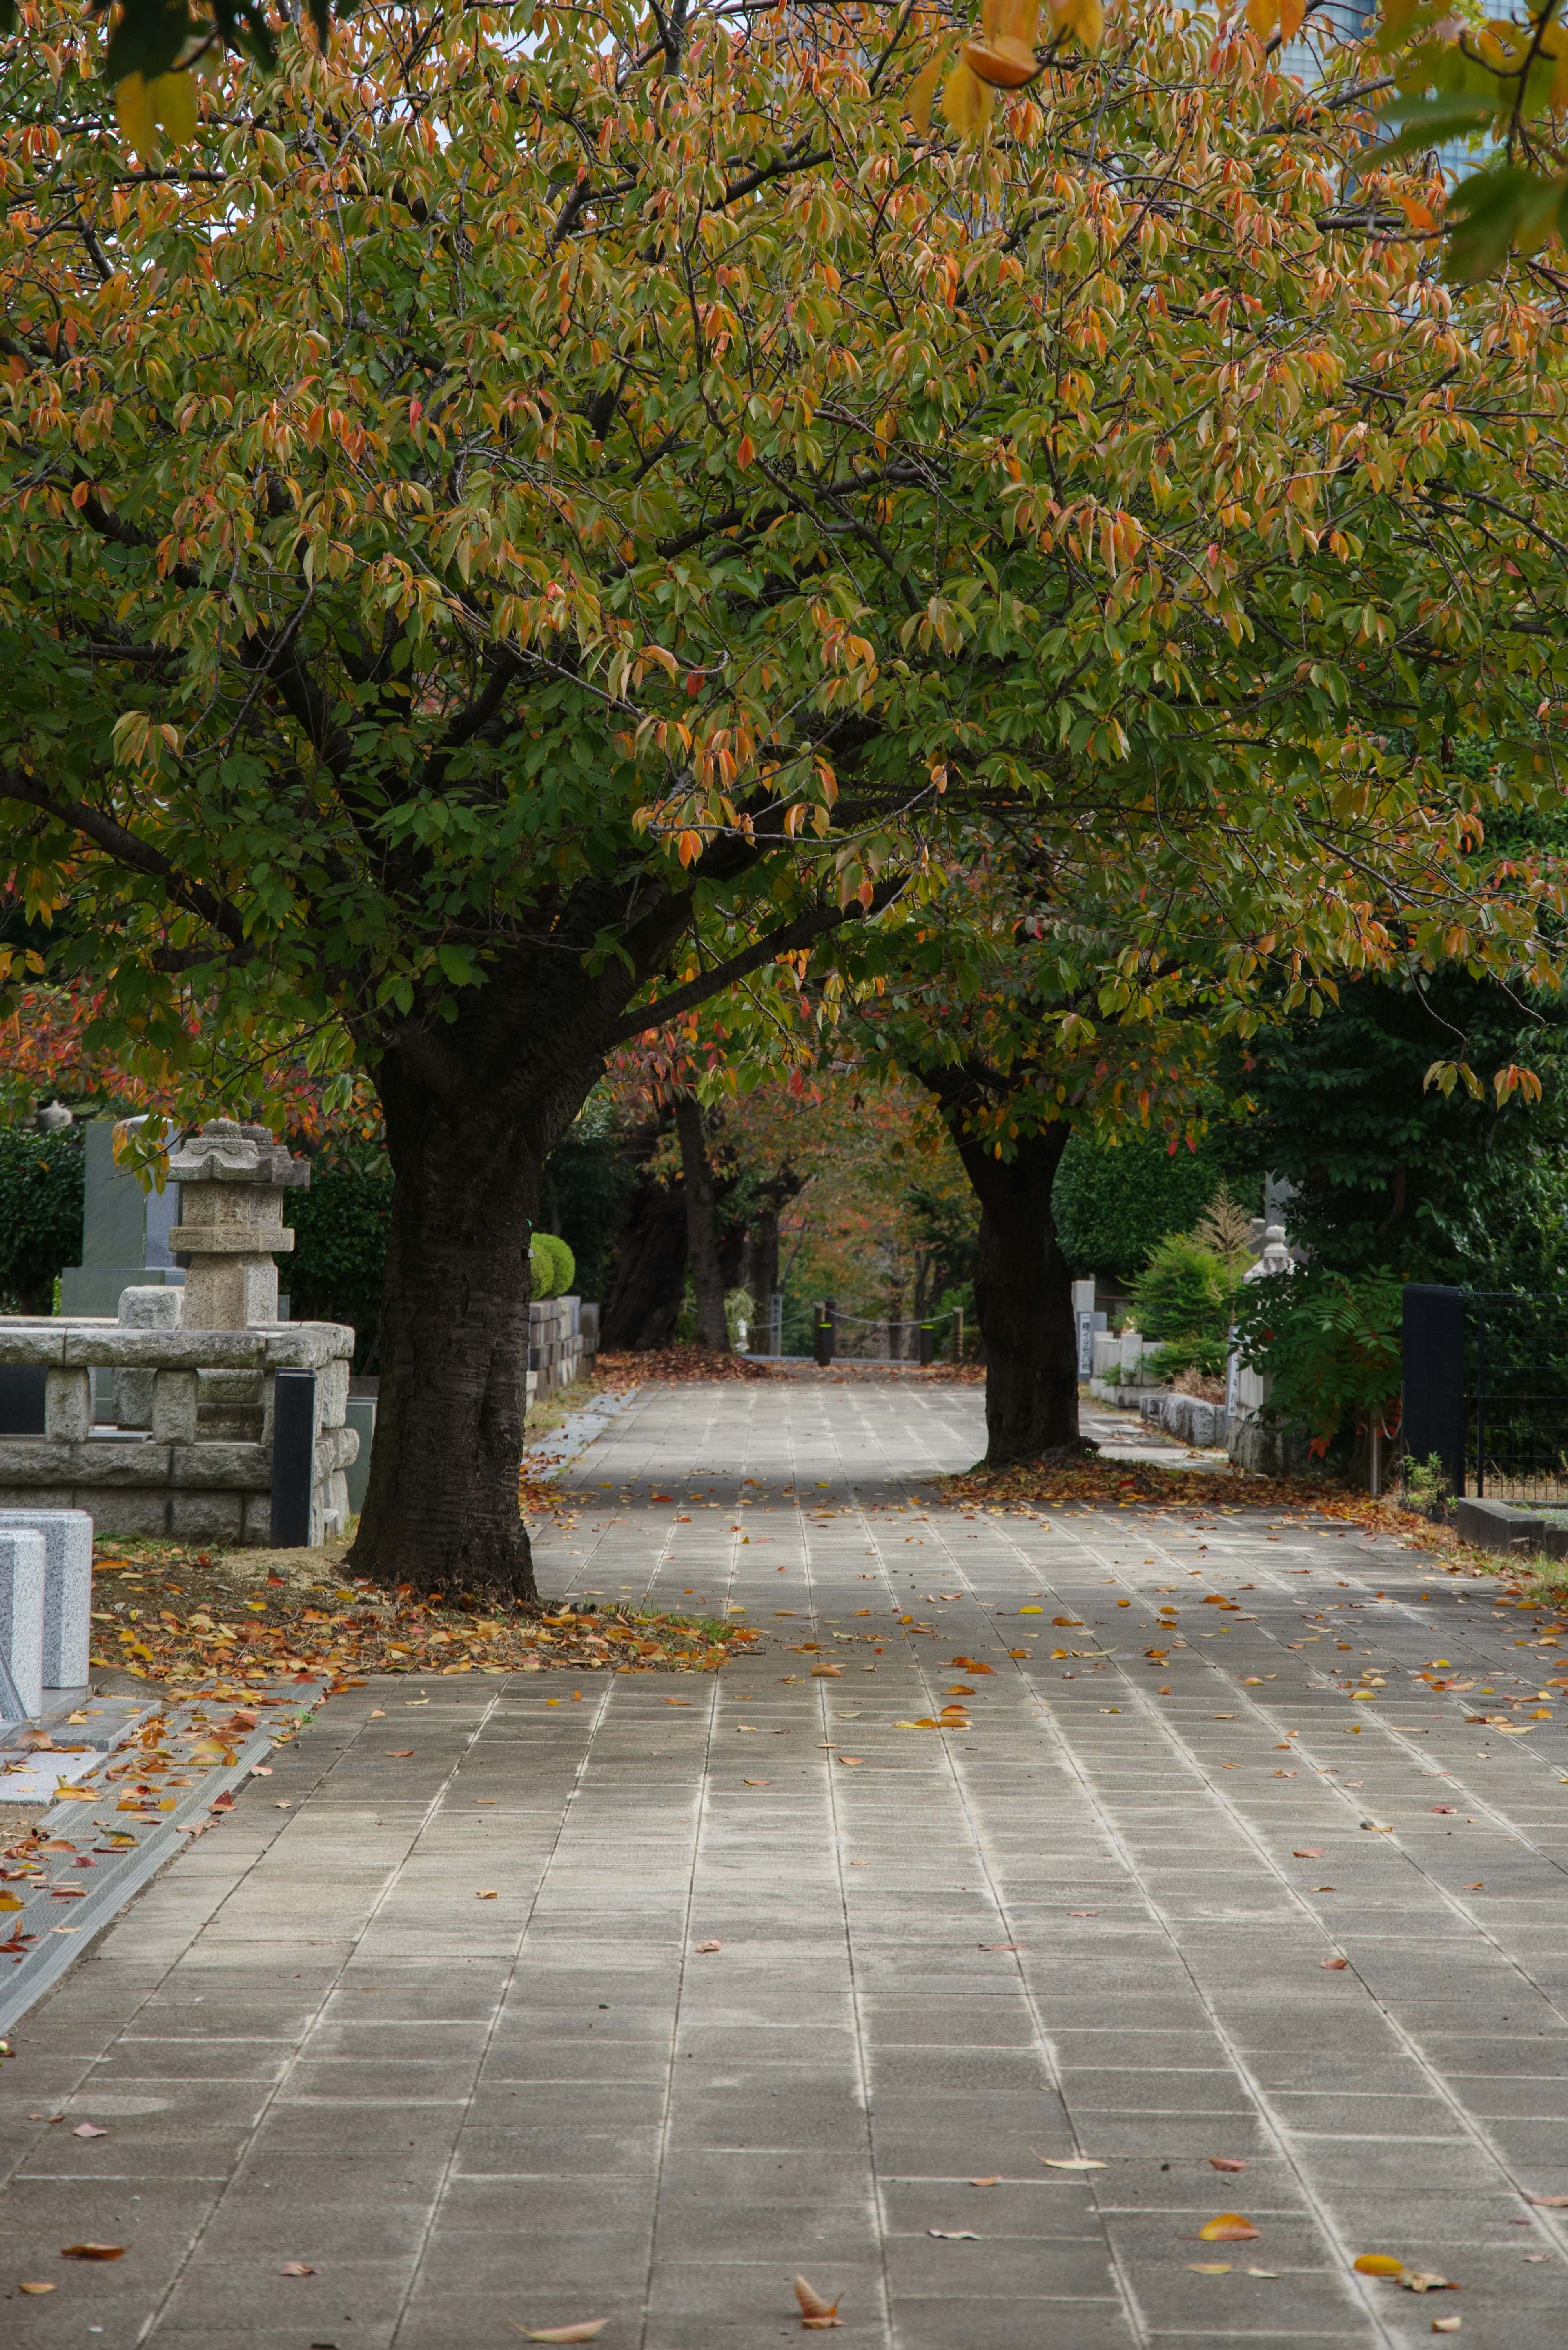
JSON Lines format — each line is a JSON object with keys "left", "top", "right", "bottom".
{"left": 165, "top": 1119, "right": 310, "bottom": 1329}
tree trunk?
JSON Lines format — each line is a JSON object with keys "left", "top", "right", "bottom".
{"left": 953, "top": 1124, "right": 1080, "bottom": 1467}
{"left": 347, "top": 1061, "right": 546, "bottom": 1605}
{"left": 741, "top": 1205, "right": 779, "bottom": 1319}
{"left": 600, "top": 1117, "right": 688, "bottom": 1350}
{"left": 675, "top": 1093, "right": 730, "bottom": 1351}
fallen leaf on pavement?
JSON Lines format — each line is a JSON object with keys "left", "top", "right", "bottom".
{"left": 1431, "top": 2319, "right": 1461, "bottom": 2334}
{"left": 1187, "top": 2262, "right": 1232, "bottom": 2274}
{"left": 18, "top": 2282, "right": 55, "bottom": 2294}
{"left": 836, "top": 1757, "right": 864, "bottom": 1766}
{"left": 743, "top": 1779, "right": 771, "bottom": 1787}
{"left": 979, "top": 1942, "right": 1021, "bottom": 1951}
{"left": 1523, "top": 2194, "right": 1568, "bottom": 2207}
{"left": 794, "top": 2273, "right": 843, "bottom": 2328}
{"left": 61, "top": 2244, "right": 125, "bottom": 2260}
{"left": 280, "top": 2261, "right": 315, "bottom": 2276}
{"left": 1400, "top": 2273, "right": 1458, "bottom": 2293}
{"left": 927, "top": 2229, "right": 980, "bottom": 2239}
{"left": 476, "top": 1890, "right": 498, "bottom": 1900}
{"left": 1038, "top": 2155, "right": 1105, "bottom": 2170}
{"left": 1353, "top": 2254, "right": 1404, "bottom": 2276}
{"left": 1200, "top": 2215, "right": 1259, "bottom": 2241}
{"left": 1293, "top": 1849, "right": 1324, "bottom": 1859}
{"left": 695, "top": 1940, "right": 721, "bottom": 1953}
{"left": 72, "top": 2123, "right": 107, "bottom": 2138}
{"left": 1247, "top": 2267, "right": 1280, "bottom": 2279}
{"left": 386, "top": 1750, "right": 414, "bottom": 1758}
{"left": 810, "top": 1666, "right": 844, "bottom": 1678}
{"left": 1209, "top": 2158, "right": 1247, "bottom": 2172}
{"left": 662, "top": 1698, "right": 689, "bottom": 1707}
{"left": 970, "top": 2177, "right": 1000, "bottom": 2187}
{"left": 512, "top": 2323, "right": 610, "bottom": 2343}
{"left": 1322, "top": 1957, "right": 1348, "bottom": 1969}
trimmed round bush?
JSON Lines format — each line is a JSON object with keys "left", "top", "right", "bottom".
{"left": 530, "top": 1232, "right": 576, "bottom": 1298}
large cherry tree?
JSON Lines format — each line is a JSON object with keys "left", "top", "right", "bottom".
{"left": 2, "top": 0, "right": 1566, "bottom": 1580}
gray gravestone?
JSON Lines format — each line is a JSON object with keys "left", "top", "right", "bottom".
{"left": 0, "top": 1529, "right": 46, "bottom": 1718}
{"left": 60, "top": 1117, "right": 185, "bottom": 1318}
{"left": 0, "top": 1510, "right": 91, "bottom": 1689}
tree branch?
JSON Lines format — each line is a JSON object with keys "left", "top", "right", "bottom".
{"left": 601, "top": 887, "right": 900, "bottom": 1048}
{"left": 0, "top": 766, "right": 249, "bottom": 948}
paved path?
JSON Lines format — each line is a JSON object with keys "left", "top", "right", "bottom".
{"left": 3, "top": 1381, "right": 1568, "bottom": 2350}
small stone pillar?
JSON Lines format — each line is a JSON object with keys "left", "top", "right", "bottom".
{"left": 165, "top": 1119, "right": 310, "bottom": 1329}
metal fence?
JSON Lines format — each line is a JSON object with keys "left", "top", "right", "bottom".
{"left": 1404, "top": 1284, "right": 1568, "bottom": 1505}
{"left": 809, "top": 1302, "right": 959, "bottom": 1366}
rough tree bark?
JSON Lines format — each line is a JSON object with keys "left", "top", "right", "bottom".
{"left": 674, "top": 1093, "right": 731, "bottom": 1351}
{"left": 920, "top": 1064, "right": 1081, "bottom": 1469}
{"left": 954, "top": 1124, "right": 1079, "bottom": 1465}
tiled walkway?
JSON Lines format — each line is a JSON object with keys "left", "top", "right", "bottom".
{"left": 2, "top": 1381, "right": 1567, "bottom": 2349}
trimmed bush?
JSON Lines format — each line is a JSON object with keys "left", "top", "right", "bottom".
{"left": 530, "top": 1232, "right": 575, "bottom": 1299}
{"left": 0, "top": 1124, "right": 85, "bottom": 1311}
{"left": 1054, "top": 1129, "right": 1245, "bottom": 1280}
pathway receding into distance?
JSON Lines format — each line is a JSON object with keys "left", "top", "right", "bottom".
{"left": 2, "top": 1380, "right": 1566, "bottom": 2349}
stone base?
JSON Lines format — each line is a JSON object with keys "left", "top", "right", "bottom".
{"left": 1226, "top": 1411, "right": 1317, "bottom": 1478}
{"left": 1454, "top": 1495, "right": 1568, "bottom": 1561}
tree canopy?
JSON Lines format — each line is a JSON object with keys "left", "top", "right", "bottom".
{"left": 4, "top": 0, "right": 1568, "bottom": 1562}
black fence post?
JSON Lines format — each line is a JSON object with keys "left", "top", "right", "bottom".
{"left": 1402, "top": 1285, "right": 1466, "bottom": 1498}
{"left": 918, "top": 1322, "right": 934, "bottom": 1367}
{"left": 813, "top": 1305, "right": 833, "bottom": 1367}
{"left": 270, "top": 1368, "right": 316, "bottom": 1547}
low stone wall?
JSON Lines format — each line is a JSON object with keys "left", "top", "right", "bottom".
{"left": 0, "top": 1317, "right": 356, "bottom": 1545}
{"left": 1139, "top": 1390, "right": 1227, "bottom": 1449}
{"left": 1454, "top": 1496, "right": 1568, "bottom": 1561}
{"left": 527, "top": 1295, "right": 591, "bottom": 1407}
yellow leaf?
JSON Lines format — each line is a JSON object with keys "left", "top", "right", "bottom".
{"left": 115, "top": 73, "right": 157, "bottom": 153}
{"left": 907, "top": 47, "right": 949, "bottom": 134}
{"left": 1245, "top": 0, "right": 1276, "bottom": 29}
{"left": 1051, "top": 0, "right": 1105, "bottom": 46}
{"left": 1200, "top": 2214, "right": 1260, "bottom": 2241}
{"left": 1554, "top": 48, "right": 1568, "bottom": 112}
{"left": 1278, "top": 0, "right": 1306, "bottom": 34}
{"left": 941, "top": 56, "right": 995, "bottom": 134}
{"left": 1354, "top": 2253, "right": 1405, "bottom": 2277}
{"left": 1397, "top": 193, "right": 1437, "bottom": 232}
{"left": 150, "top": 70, "right": 198, "bottom": 145}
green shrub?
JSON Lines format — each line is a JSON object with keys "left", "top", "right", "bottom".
{"left": 285, "top": 1158, "right": 394, "bottom": 1369}
{"left": 530, "top": 1232, "right": 576, "bottom": 1299}
{"left": 1130, "top": 1233, "right": 1229, "bottom": 1344}
{"left": 0, "top": 1124, "right": 85, "bottom": 1311}
{"left": 1232, "top": 1265, "right": 1402, "bottom": 1452}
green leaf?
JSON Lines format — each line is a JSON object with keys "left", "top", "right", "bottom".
{"left": 103, "top": 0, "right": 200, "bottom": 85}
{"left": 1363, "top": 90, "right": 1496, "bottom": 169}
{"left": 1444, "top": 164, "right": 1568, "bottom": 281}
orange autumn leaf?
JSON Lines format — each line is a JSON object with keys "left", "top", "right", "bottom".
{"left": 1199, "top": 2214, "right": 1260, "bottom": 2241}
{"left": 794, "top": 2273, "right": 844, "bottom": 2328}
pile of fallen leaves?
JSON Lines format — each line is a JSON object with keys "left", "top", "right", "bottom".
{"left": 88, "top": 1544, "right": 758, "bottom": 1689}
{"left": 929, "top": 1453, "right": 1568, "bottom": 1581}
{"left": 597, "top": 1345, "right": 779, "bottom": 1385}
